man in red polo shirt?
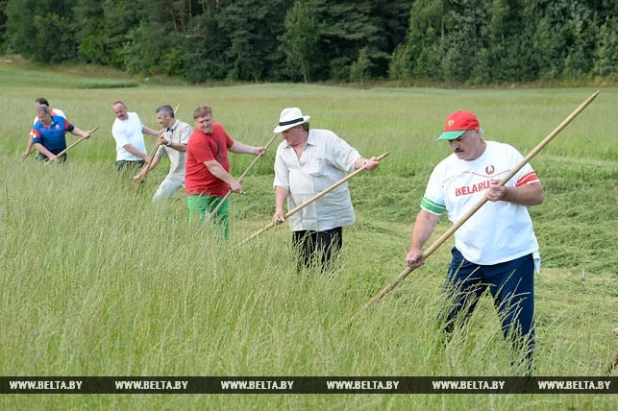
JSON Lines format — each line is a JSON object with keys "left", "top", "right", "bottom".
{"left": 185, "top": 105, "right": 266, "bottom": 239}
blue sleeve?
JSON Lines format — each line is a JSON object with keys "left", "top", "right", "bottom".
{"left": 31, "top": 127, "right": 42, "bottom": 144}
{"left": 62, "top": 117, "right": 74, "bottom": 132}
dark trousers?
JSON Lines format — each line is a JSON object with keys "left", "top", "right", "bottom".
{"left": 115, "top": 160, "right": 145, "bottom": 173}
{"left": 441, "top": 247, "right": 535, "bottom": 371}
{"left": 292, "top": 227, "right": 343, "bottom": 272}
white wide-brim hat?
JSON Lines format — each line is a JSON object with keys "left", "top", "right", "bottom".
{"left": 273, "top": 107, "right": 310, "bottom": 133}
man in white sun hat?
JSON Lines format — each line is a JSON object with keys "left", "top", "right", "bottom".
{"left": 272, "top": 107, "right": 380, "bottom": 271}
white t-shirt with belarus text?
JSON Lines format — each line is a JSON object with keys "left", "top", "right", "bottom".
{"left": 420, "top": 141, "right": 541, "bottom": 267}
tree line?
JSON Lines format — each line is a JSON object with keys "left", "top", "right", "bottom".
{"left": 1, "top": 0, "right": 617, "bottom": 84}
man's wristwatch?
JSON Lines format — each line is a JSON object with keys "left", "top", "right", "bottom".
{"left": 166, "top": 139, "right": 172, "bottom": 147}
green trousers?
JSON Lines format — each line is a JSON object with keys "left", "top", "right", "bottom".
{"left": 188, "top": 195, "right": 229, "bottom": 240}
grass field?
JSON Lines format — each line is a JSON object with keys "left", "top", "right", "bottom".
{"left": 1, "top": 61, "right": 617, "bottom": 410}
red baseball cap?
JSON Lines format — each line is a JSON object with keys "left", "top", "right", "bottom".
{"left": 437, "top": 110, "right": 480, "bottom": 140}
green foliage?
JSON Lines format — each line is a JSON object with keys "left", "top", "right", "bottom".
{"left": 0, "top": 0, "right": 9, "bottom": 51}
{"left": 399, "top": 0, "right": 618, "bottom": 84}
{"left": 594, "top": 19, "right": 618, "bottom": 79}
{"left": 5, "top": 0, "right": 38, "bottom": 58}
{"left": 72, "top": 0, "right": 102, "bottom": 63}
{"left": 100, "top": 0, "right": 145, "bottom": 68}
{"left": 121, "top": 0, "right": 189, "bottom": 77}
{"left": 3, "top": 0, "right": 618, "bottom": 84}
{"left": 358, "top": 0, "right": 413, "bottom": 77}
{"left": 182, "top": 6, "right": 231, "bottom": 83}
{"left": 4, "top": 0, "right": 78, "bottom": 62}
{"left": 406, "top": 0, "right": 444, "bottom": 81}
{"left": 442, "top": 0, "right": 488, "bottom": 83}
{"left": 349, "top": 47, "right": 372, "bottom": 84}
{"left": 33, "top": 12, "right": 76, "bottom": 62}
{"left": 321, "top": 1, "right": 380, "bottom": 80}
{"left": 279, "top": 1, "right": 321, "bottom": 83}
{"left": 217, "top": 0, "right": 288, "bottom": 82}
{"left": 485, "top": 0, "right": 535, "bottom": 82}
{"left": 124, "top": 23, "right": 163, "bottom": 76}
{"left": 469, "top": 47, "right": 490, "bottom": 84}
{"left": 388, "top": 43, "right": 411, "bottom": 81}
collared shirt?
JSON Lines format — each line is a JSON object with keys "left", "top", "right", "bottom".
{"left": 273, "top": 128, "right": 361, "bottom": 231}
{"left": 33, "top": 108, "right": 65, "bottom": 125}
{"left": 156, "top": 119, "right": 193, "bottom": 183}
{"left": 112, "top": 112, "right": 146, "bottom": 161}
{"left": 31, "top": 116, "right": 74, "bottom": 154}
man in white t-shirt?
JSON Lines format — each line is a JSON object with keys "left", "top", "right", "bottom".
{"left": 132, "top": 104, "right": 193, "bottom": 205}
{"left": 405, "top": 110, "right": 544, "bottom": 371}
{"left": 111, "top": 101, "right": 160, "bottom": 172}
{"left": 271, "top": 107, "right": 381, "bottom": 271}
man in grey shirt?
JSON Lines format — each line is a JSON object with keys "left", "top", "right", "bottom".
{"left": 133, "top": 105, "right": 193, "bottom": 205}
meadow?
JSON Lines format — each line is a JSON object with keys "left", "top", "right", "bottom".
{"left": 1, "top": 61, "right": 617, "bottom": 410}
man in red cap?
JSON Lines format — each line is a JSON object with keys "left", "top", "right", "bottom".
{"left": 405, "top": 110, "right": 544, "bottom": 372}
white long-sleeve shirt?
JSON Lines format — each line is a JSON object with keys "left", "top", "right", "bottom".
{"left": 274, "top": 129, "right": 362, "bottom": 231}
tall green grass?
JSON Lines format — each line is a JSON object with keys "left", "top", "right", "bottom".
{"left": 1, "top": 62, "right": 617, "bottom": 410}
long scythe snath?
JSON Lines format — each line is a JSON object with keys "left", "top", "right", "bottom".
{"left": 239, "top": 151, "right": 391, "bottom": 246}
{"left": 347, "top": 91, "right": 600, "bottom": 326}
{"left": 44, "top": 126, "right": 99, "bottom": 165}
{"left": 205, "top": 133, "right": 279, "bottom": 223}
